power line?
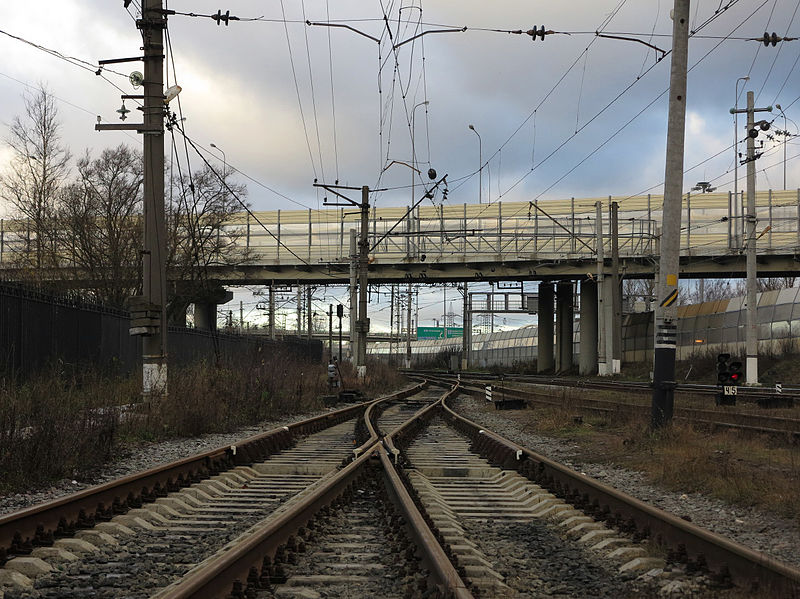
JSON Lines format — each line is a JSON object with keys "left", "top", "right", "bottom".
{"left": 0, "top": 27, "right": 127, "bottom": 78}
{"left": 279, "top": 0, "right": 319, "bottom": 179}
{"left": 488, "top": 0, "right": 762, "bottom": 211}
{"left": 175, "top": 125, "right": 348, "bottom": 280}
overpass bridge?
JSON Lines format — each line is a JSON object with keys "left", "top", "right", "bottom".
{"left": 152, "top": 188, "right": 800, "bottom": 283}
{"left": 1, "top": 189, "right": 799, "bottom": 284}
{"left": 2, "top": 189, "right": 798, "bottom": 377}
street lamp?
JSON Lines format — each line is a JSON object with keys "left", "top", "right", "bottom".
{"left": 411, "top": 101, "right": 429, "bottom": 201}
{"left": 410, "top": 100, "right": 428, "bottom": 368}
{"left": 210, "top": 143, "right": 226, "bottom": 175}
{"left": 468, "top": 124, "right": 482, "bottom": 204}
{"left": 776, "top": 104, "right": 789, "bottom": 190}
{"left": 733, "top": 76, "right": 749, "bottom": 244}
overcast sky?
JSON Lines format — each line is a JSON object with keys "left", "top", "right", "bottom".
{"left": 1, "top": 0, "right": 799, "bottom": 331}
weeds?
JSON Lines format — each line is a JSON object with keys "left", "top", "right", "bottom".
{"left": 0, "top": 351, "right": 407, "bottom": 496}
{"left": 520, "top": 400, "right": 800, "bottom": 521}
{"left": 0, "top": 367, "right": 134, "bottom": 492}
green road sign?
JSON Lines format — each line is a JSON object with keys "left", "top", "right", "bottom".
{"left": 417, "top": 326, "right": 463, "bottom": 339}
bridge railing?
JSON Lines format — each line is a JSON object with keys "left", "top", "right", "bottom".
{"left": 1, "top": 190, "right": 798, "bottom": 269}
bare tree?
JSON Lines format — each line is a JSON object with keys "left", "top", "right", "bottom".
{"left": 622, "top": 279, "right": 655, "bottom": 311}
{"left": 59, "top": 145, "right": 143, "bottom": 306}
{"left": 0, "top": 86, "right": 70, "bottom": 271}
{"left": 755, "top": 277, "right": 796, "bottom": 292}
{"left": 166, "top": 164, "right": 250, "bottom": 320}
{"left": 680, "top": 278, "right": 737, "bottom": 305}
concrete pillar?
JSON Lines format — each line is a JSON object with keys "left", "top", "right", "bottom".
{"left": 169, "top": 303, "right": 187, "bottom": 327}
{"left": 601, "top": 277, "right": 619, "bottom": 374}
{"left": 193, "top": 290, "right": 233, "bottom": 333}
{"left": 579, "top": 280, "right": 598, "bottom": 375}
{"left": 194, "top": 302, "right": 217, "bottom": 332}
{"left": 556, "top": 281, "right": 574, "bottom": 373}
{"left": 537, "top": 282, "right": 554, "bottom": 373}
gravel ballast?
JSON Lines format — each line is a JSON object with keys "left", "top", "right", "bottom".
{"left": 450, "top": 394, "right": 800, "bottom": 570}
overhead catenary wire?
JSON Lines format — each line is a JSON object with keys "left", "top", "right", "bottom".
{"left": 451, "top": 0, "right": 748, "bottom": 219}
{"left": 279, "top": 0, "right": 320, "bottom": 180}
{"left": 488, "top": 0, "right": 765, "bottom": 213}
{"left": 175, "top": 125, "right": 320, "bottom": 268}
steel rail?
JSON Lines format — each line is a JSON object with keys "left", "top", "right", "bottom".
{"left": 152, "top": 443, "right": 378, "bottom": 599}
{"left": 376, "top": 444, "right": 473, "bottom": 599}
{"left": 406, "top": 369, "right": 800, "bottom": 400}
{"left": 413, "top": 372, "right": 800, "bottom": 440}
{"left": 437, "top": 395, "right": 800, "bottom": 596}
{"left": 155, "top": 384, "right": 472, "bottom": 599}
{"left": 0, "top": 384, "right": 419, "bottom": 563}
{"left": 353, "top": 381, "right": 427, "bottom": 458}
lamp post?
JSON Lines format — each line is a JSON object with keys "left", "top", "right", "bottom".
{"left": 468, "top": 124, "right": 482, "bottom": 204}
{"left": 776, "top": 104, "right": 788, "bottom": 190}
{"left": 734, "top": 77, "right": 749, "bottom": 245}
{"left": 411, "top": 101, "right": 429, "bottom": 254}
{"left": 210, "top": 143, "right": 226, "bottom": 175}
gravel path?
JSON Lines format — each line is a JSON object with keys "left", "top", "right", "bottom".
{"left": 0, "top": 404, "right": 359, "bottom": 518}
{"left": 450, "top": 394, "right": 800, "bottom": 570}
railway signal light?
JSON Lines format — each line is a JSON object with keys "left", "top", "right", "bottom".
{"left": 729, "top": 361, "right": 743, "bottom": 385}
{"left": 716, "top": 353, "right": 731, "bottom": 384}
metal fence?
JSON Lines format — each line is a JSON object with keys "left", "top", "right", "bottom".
{"left": 0, "top": 282, "right": 321, "bottom": 379}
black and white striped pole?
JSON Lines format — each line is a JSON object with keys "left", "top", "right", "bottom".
{"left": 652, "top": 0, "right": 690, "bottom": 429}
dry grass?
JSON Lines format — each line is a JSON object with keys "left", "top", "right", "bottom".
{"left": 513, "top": 394, "right": 800, "bottom": 522}
{"left": 0, "top": 350, "right": 409, "bottom": 495}
{"left": 0, "top": 367, "right": 134, "bottom": 491}
{"left": 140, "top": 349, "right": 328, "bottom": 439}
{"left": 336, "top": 358, "right": 409, "bottom": 398}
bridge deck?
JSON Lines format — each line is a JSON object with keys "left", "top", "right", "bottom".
{"left": 2, "top": 190, "right": 798, "bottom": 283}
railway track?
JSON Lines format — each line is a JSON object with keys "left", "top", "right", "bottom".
{"left": 1, "top": 382, "right": 798, "bottom": 597}
{"left": 407, "top": 369, "right": 800, "bottom": 404}
{"left": 408, "top": 371, "right": 800, "bottom": 441}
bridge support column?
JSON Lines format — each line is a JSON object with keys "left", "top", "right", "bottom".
{"left": 169, "top": 304, "right": 187, "bottom": 328}
{"left": 193, "top": 289, "right": 234, "bottom": 333}
{"left": 537, "top": 282, "right": 554, "bottom": 373}
{"left": 556, "top": 281, "right": 574, "bottom": 373}
{"left": 194, "top": 303, "right": 217, "bottom": 332}
{"left": 579, "top": 280, "right": 598, "bottom": 375}
{"left": 600, "top": 277, "right": 620, "bottom": 374}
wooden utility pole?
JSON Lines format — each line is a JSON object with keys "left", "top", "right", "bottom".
{"left": 97, "top": 0, "right": 168, "bottom": 399}
{"left": 651, "top": 0, "right": 690, "bottom": 428}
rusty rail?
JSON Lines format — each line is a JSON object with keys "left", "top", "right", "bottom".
{"left": 415, "top": 373, "right": 800, "bottom": 441}
{"left": 0, "top": 385, "right": 418, "bottom": 563}
{"left": 438, "top": 394, "right": 800, "bottom": 596}
{"left": 353, "top": 381, "right": 427, "bottom": 458}
{"left": 155, "top": 383, "right": 471, "bottom": 599}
